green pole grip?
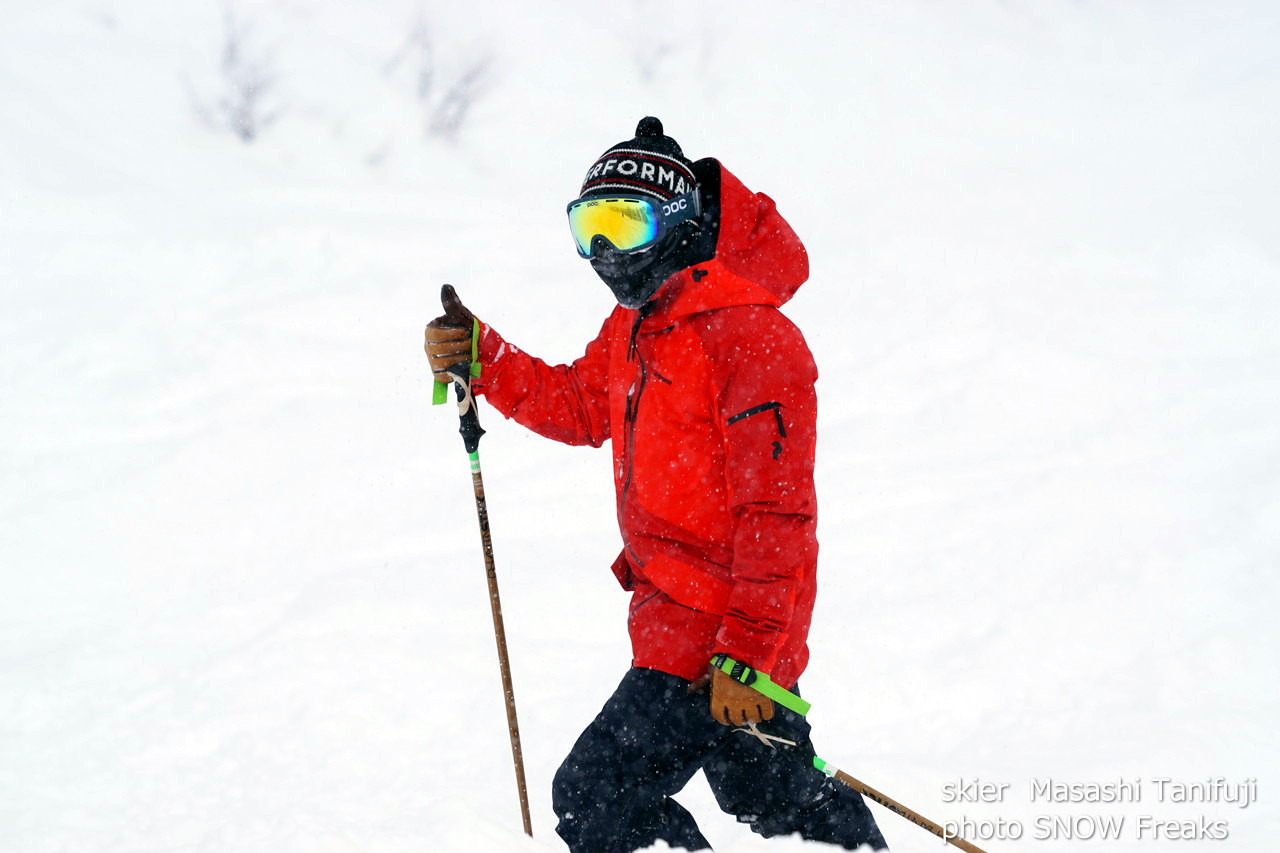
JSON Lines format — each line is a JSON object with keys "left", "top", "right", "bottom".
{"left": 710, "top": 654, "right": 812, "bottom": 716}
{"left": 432, "top": 318, "right": 481, "bottom": 406}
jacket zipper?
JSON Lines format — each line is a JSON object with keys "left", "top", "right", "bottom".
{"left": 620, "top": 310, "right": 650, "bottom": 567}
{"left": 727, "top": 400, "right": 787, "bottom": 436}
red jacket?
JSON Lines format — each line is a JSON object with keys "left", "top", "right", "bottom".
{"left": 475, "top": 162, "right": 817, "bottom": 688}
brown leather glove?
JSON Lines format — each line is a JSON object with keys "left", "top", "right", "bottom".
{"left": 707, "top": 665, "right": 775, "bottom": 726}
{"left": 424, "top": 284, "right": 474, "bottom": 383}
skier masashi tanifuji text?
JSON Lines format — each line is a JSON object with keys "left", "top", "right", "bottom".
{"left": 425, "top": 116, "right": 888, "bottom": 852}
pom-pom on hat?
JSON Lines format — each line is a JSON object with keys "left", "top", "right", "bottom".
{"left": 579, "top": 116, "right": 698, "bottom": 203}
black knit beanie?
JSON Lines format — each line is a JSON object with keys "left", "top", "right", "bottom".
{"left": 579, "top": 116, "right": 698, "bottom": 202}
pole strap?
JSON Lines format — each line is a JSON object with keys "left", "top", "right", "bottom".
{"left": 433, "top": 318, "right": 482, "bottom": 405}
{"left": 710, "top": 653, "right": 811, "bottom": 716}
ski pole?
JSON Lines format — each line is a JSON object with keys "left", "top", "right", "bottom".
{"left": 812, "top": 758, "right": 989, "bottom": 853}
{"left": 442, "top": 356, "right": 533, "bottom": 837}
{"left": 712, "top": 655, "right": 988, "bottom": 853}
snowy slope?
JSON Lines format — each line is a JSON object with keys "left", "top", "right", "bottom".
{"left": 2, "top": 2, "right": 1278, "bottom": 851}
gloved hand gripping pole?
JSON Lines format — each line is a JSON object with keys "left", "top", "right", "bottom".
{"left": 445, "top": 359, "right": 533, "bottom": 837}
{"left": 712, "top": 654, "right": 989, "bottom": 853}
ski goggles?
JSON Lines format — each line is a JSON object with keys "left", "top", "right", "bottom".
{"left": 566, "top": 191, "right": 700, "bottom": 258}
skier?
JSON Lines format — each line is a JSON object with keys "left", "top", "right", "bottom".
{"left": 425, "top": 117, "right": 887, "bottom": 852}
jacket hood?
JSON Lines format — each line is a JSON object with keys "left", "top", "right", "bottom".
{"left": 646, "top": 159, "right": 809, "bottom": 323}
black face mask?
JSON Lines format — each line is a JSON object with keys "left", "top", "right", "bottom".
{"left": 589, "top": 223, "right": 698, "bottom": 309}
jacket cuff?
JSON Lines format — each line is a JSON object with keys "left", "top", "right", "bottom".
{"left": 713, "top": 619, "right": 783, "bottom": 677}
{"left": 471, "top": 319, "right": 508, "bottom": 395}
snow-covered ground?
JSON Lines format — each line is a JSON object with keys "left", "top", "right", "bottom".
{"left": 2, "top": 2, "right": 1278, "bottom": 851}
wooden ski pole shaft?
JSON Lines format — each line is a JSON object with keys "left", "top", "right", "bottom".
{"left": 447, "top": 363, "right": 533, "bottom": 837}
{"left": 814, "top": 758, "right": 988, "bottom": 853}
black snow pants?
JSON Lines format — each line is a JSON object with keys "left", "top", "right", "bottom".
{"left": 552, "top": 667, "right": 888, "bottom": 852}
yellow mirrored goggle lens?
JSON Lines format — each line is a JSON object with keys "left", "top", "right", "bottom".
{"left": 568, "top": 198, "right": 660, "bottom": 257}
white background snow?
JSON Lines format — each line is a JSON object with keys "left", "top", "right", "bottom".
{"left": 2, "top": 2, "right": 1278, "bottom": 851}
